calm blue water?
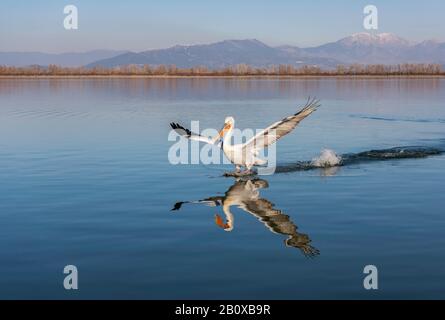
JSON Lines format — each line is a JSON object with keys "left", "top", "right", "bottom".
{"left": 0, "top": 77, "right": 444, "bottom": 299}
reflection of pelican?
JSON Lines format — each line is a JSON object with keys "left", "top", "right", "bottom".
{"left": 170, "top": 98, "right": 320, "bottom": 176}
{"left": 172, "top": 178, "right": 319, "bottom": 257}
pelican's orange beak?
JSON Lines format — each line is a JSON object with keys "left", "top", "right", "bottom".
{"left": 219, "top": 123, "right": 231, "bottom": 138}
{"left": 214, "top": 214, "right": 230, "bottom": 230}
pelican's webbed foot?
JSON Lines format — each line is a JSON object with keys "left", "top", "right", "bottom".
{"left": 223, "top": 169, "right": 256, "bottom": 177}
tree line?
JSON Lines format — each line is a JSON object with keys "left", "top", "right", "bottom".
{"left": 0, "top": 63, "right": 443, "bottom": 76}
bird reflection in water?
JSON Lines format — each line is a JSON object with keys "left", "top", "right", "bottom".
{"left": 171, "top": 178, "right": 319, "bottom": 257}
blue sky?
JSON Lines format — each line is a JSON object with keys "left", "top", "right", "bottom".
{"left": 0, "top": 0, "right": 444, "bottom": 53}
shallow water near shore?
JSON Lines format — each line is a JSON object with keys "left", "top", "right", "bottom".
{"left": 0, "top": 77, "right": 444, "bottom": 299}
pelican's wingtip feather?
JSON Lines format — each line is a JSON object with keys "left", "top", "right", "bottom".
{"left": 296, "top": 96, "right": 321, "bottom": 115}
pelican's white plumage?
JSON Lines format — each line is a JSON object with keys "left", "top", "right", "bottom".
{"left": 170, "top": 97, "right": 321, "bottom": 175}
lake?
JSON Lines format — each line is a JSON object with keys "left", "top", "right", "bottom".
{"left": 0, "top": 77, "right": 444, "bottom": 299}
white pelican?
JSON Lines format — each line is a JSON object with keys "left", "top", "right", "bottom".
{"left": 170, "top": 97, "right": 320, "bottom": 175}
{"left": 171, "top": 178, "right": 319, "bottom": 257}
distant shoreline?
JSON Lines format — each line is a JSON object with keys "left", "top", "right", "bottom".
{"left": 2, "top": 63, "right": 443, "bottom": 78}
{"left": 1, "top": 74, "right": 444, "bottom": 79}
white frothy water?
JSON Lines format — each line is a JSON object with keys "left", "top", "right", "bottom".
{"left": 311, "top": 149, "right": 342, "bottom": 167}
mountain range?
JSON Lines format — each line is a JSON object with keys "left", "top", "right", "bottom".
{"left": 0, "top": 50, "right": 128, "bottom": 67}
{"left": 1, "top": 33, "right": 444, "bottom": 69}
{"left": 302, "top": 33, "right": 445, "bottom": 65}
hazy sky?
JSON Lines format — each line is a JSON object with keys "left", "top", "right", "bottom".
{"left": 0, "top": 0, "right": 444, "bottom": 53}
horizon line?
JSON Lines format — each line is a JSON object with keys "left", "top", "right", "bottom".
{"left": 2, "top": 32, "right": 444, "bottom": 55}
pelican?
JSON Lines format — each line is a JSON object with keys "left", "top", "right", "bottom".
{"left": 171, "top": 178, "right": 319, "bottom": 257}
{"left": 170, "top": 97, "right": 320, "bottom": 176}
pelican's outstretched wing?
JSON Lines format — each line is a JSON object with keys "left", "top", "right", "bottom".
{"left": 171, "top": 196, "right": 224, "bottom": 211}
{"left": 242, "top": 198, "right": 319, "bottom": 258}
{"left": 243, "top": 97, "right": 320, "bottom": 152}
{"left": 170, "top": 122, "right": 219, "bottom": 145}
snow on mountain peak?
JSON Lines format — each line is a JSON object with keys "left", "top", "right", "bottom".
{"left": 340, "top": 32, "right": 409, "bottom": 46}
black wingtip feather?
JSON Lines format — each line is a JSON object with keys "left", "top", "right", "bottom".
{"left": 295, "top": 96, "right": 321, "bottom": 116}
{"left": 170, "top": 122, "right": 192, "bottom": 136}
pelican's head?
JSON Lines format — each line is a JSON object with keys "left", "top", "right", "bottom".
{"left": 224, "top": 116, "right": 235, "bottom": 125}
{"left": 219, "top": 116, "right": 235, "bottom": 137}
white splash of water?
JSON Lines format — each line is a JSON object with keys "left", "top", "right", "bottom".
{"left": 311, "top": 149, "right": 342, "bottom": 167}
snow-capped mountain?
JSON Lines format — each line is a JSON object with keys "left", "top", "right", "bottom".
{"left": 337, "top": 32, "right": 410, "bottom": 47}
{"left": 301, "top": 33, "right": 444, "bottom": 64}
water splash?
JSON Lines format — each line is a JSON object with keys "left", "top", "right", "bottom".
{"left": 276, "top": 146, "right": 443, "bottom": 173}
{"left": 311, "top": 149, "right": 342, "bottom": 168}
